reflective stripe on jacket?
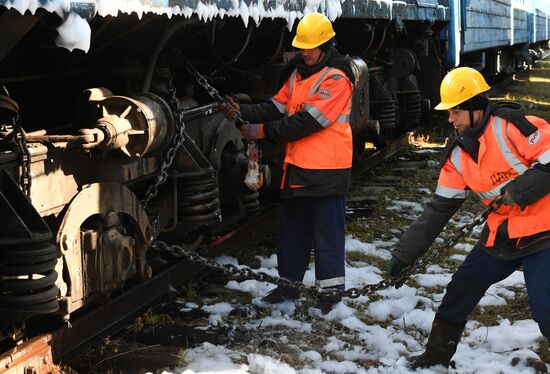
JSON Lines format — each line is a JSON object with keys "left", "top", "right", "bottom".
{"left": 270, "top": 66, "right": 353, "bottom": 172}
{"left": 437, "top": 115, "right": 550, "bottom": 246}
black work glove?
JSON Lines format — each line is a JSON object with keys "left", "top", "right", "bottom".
{"left": 386, "top": 256, "right": 409, "bottom": 277}
{"left": 502, "top": 163, "right": 550, "bottom": 209}
{"left": 500, "top": 188, "right": 518, "bottom": 206}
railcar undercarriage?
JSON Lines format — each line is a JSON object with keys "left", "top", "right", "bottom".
{"left": 0, "top": 7, "right": 447, "bottom": 348}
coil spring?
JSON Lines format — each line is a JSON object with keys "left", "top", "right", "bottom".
{"left": 0, "top": 239, "right": 59, "bottom": 314}
{"left": 375, "top": 101, "right": 397, "bottom": 130}
{"left": 402, "top": 91, "right": 422, "bottom": 123}
{"left": 242, "top": 190, "right": 260, "bottom": 217}
{"left": 178, "top": 176, "right": 221, "bottom": 225}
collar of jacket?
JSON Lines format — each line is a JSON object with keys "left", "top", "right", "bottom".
{"left": 296, "top": 50, "right": 330, "bottom": 79}
{"left": 276, "top": 47, "right": 355, "bottom": 89}
{"left": 455, "top": 109, "right": 492, "bottom": 163}
{"left": 487, "top": 101, "right": 538, "bottom": 136}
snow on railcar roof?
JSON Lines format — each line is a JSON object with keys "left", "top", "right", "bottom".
{"left": 0, "top": 0, "right": 448, "bottom": 52}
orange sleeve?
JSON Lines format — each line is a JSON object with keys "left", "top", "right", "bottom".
{"left": 271, "top": 78, "right": 290, "bottom": 112}
{"left": 435, "top": 157, "right": 469, "bottom": 199}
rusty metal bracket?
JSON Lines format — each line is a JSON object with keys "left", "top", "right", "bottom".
{"left": 56, "top": 183, "right": 153, "bottom": 314}
{"left": 0, "top": 335, "right": 55, "bottom": 374}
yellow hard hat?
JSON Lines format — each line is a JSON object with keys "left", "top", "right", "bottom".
{"left": 435, "top": 67, "right": 490, "bottom": 110}
{"left": 292, "top": 12, "right": 336, "bottom": 50}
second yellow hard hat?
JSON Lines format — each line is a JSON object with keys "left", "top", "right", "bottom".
{"left": 435, "top": 67, "right": 491, "bottom": 110}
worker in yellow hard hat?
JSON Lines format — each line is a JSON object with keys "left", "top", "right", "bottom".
{"left": 387, "top": 66, "right": 550, "bottom": 370}
{"left": 220, "top": 12, "right": 355, "bottom": 314}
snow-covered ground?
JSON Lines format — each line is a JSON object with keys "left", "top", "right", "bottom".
{"left": 155, "top": 148, "right": 547, "bottom": 374}
{"left": 173, "top": 253, "right": 542, "bottom": 373}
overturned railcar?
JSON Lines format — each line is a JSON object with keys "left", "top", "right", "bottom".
{"left": 0, "top": 0, "right": 547, "bottom": 342}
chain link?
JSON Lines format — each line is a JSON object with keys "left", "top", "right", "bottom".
{"left": 152, "top": 198, "right": 502, "bottom": 299}
{"left": 183, "top": 60, "right": 262, "bottom": 188}
{"left": 15, "top": 128, "right": 32, "bottom": 198}
{"left": 141, "top": 83, "right": 186, "bottom": 208}
{"left": 184, "top": 61, "right": 249, "bottom": 127}
{"left": 2, "top": 86, "right": 32, "bottom": 199}
{"left": 380, "top": 197, "right": 502, "bottom": 290}
{"left": 11, "top": 115, "right": 32, "bottom": 199}
{"left": 152, "top": 241, "right": 325, "bottom": 298}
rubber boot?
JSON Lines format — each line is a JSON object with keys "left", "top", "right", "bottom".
{"left": 262, "top": 286, "right": 299, "bottom": 303}
{"left": 408, "top": 314, "right": 465, "bottom": 369}
{"left": 315, "top": 292, "right": 342, "bottom": 314}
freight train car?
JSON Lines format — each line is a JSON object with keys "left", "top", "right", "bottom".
{"left": 0, "top": 0, "right": 548, "bottom": 347}
{"left": 448, "top": 0, "right": 550, "bottom": 73}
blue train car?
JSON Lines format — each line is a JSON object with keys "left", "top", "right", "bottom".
{"left": 532, "top": 1, "right": 550, "bottom": 59}
{"left": 447, "top": 0, "right": 550, "bottom": 73}
{"left": 534, "top": 7, "right": 549, "bottom": 43}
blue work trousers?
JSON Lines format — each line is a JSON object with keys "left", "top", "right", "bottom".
{"left": 277, "top": 195, "right": 346, "bottom": 290}
{"left": 438, "top": 246, "right": 550, "bottom": 339}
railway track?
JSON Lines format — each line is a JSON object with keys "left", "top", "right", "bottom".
{"left": 0, "top": 130, "right": 413, "bottom": 374}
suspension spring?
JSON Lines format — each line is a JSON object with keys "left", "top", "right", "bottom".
{"left": 0, "top": 239, "right": 59, "bottom": 314}
{"left": 375, "top": 101, "right": 397, "bottom": 130}
{"left": 242, "top": 190, "right": 260, "bottom": 217}
{"left": 177, "top": 174, "right": 221, "bottom": 226}
{"left": 401, "top": 91, "right": 422, "bottom": 123}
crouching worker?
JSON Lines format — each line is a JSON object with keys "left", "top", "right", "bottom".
{"left": 219, "top": 12, "right": 354, "bottom": 313}
{"left": 387, "top": 67, "right": 550, "bottom": 369}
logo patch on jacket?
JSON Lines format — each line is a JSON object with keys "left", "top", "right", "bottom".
{"left": 528, "top": 130, "right": 541, "bottom": 145}
{"left": 318, "top": 88, "right": 332, "bottom": 99}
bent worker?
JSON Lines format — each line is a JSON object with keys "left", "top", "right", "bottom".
{"left": 219, "top": 12, "right": 354, "bottom": 313}
{"left": 387, "top": 67, "right": 550, "bottom": 369}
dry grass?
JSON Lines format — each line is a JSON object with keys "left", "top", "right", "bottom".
{"left": 491, "top": 59, "right": 550, "bottom": 120}
{"left": 469, "top": 288, "right": 531, "bottom": 327}
{"left": 407, "top": 132, "right": 445, "bottom": 149}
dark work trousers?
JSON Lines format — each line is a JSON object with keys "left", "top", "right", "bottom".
{"left": 438, "top": 246, "right": 550, "bottom": 339}
{"left": 277, "top": 195, "right": 346, "bottom": 295}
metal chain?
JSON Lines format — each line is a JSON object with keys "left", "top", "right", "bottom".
{"left": 183, "top": 60, "right": 249, "bottom": 127}
{"left": 183, "top": 60, "right": 262, "bottom": 185}
{"left": 152, "top": 241, "right": 322, "bottom": 298}
{"left": 1, "top": 86, "right": 32, "bottom": 198}
{"left": 141, "top": 83, "right": 186, "bottom": 208}
{"left": 9, "top": 110, "right": 32, "bottom": 199}
{"left": 387, "top": 197, "right": 503, "bottom": 289}
{"left": 344, "top": 198, "right": 503, "bottom": 297}
{"left": 153, "top": 197, "right": 503, "bottom": 299}
{"left": 14, "top": 128, "right": 32, "bottom": 198}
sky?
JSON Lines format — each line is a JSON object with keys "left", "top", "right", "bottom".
{"left": 147, "top": 147, "right": 547, "bottom": 374}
